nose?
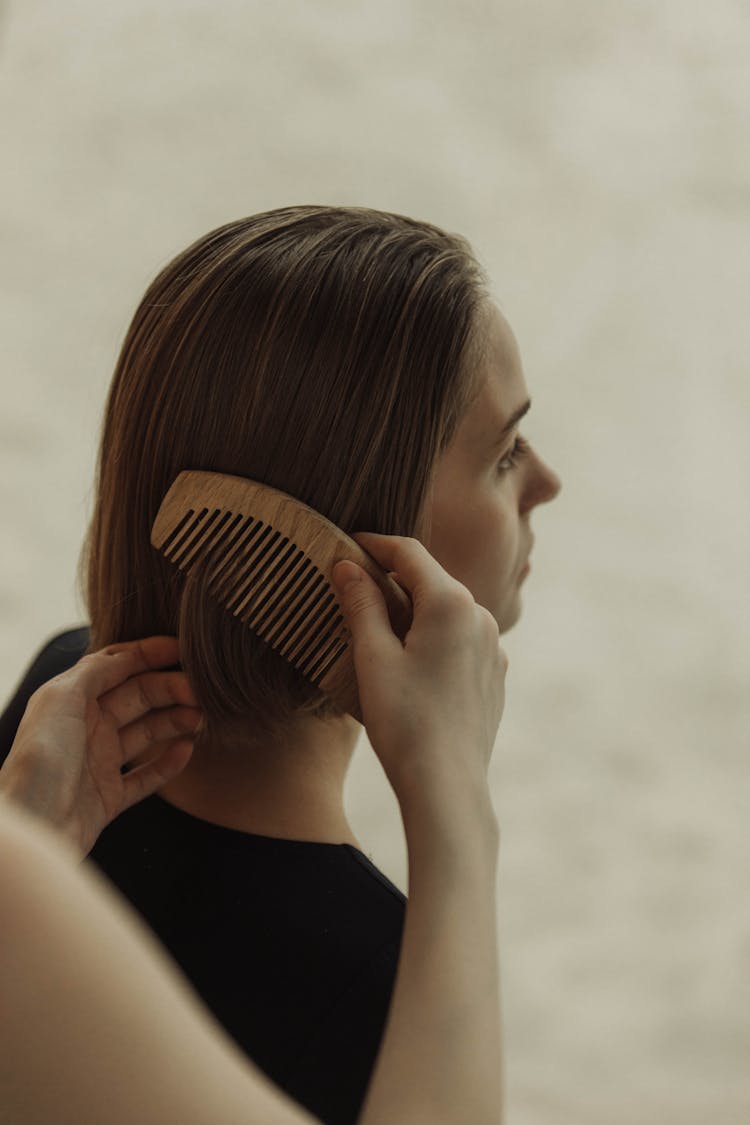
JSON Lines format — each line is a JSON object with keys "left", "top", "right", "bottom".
{"left": 541, "top": 461, "right": 562, "bottom": 502}
{"left": 523, "top": 453, "right": 562, "bottom": 512}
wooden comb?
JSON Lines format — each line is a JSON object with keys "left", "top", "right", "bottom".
{"left": 150, "top": 470, "right": 413, "bottom": 723}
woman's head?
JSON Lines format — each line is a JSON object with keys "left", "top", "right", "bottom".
{"left": 80, "top": 204, "right": 493, "bottom": 745}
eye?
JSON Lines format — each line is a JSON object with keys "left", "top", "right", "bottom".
{"left": 497, "top": 435, "right": 531, "bottom": 475}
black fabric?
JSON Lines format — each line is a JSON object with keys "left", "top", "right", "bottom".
{"left": 0, "top": 628, "right": 406, "bottom": 1125}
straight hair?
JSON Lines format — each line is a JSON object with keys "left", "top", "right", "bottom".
{"left": 79, "top": 205, "right": 488, "bottom": 745}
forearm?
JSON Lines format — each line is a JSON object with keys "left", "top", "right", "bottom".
{"left": 359, "top": 786, "right": 503, "bottom": 1125}
{"left": 0, "top": 797, "right": 316, "bottom": 1125}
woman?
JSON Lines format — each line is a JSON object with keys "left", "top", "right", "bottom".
{"left": 0, "top": 205, "right": 561, "bottom": 1123}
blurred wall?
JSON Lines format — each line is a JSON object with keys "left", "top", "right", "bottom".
{"left": 1, "top": 2, "right": 748, "bottom": 1122}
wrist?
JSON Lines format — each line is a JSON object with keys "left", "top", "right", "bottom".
{"left": 396, "top": 767, "right": 500, "bottom": 854}
{"left": 1, "top": 744, "right": 68, "bottom": 832}
{"left": 0, "top": 748, "right": 38, "bottom": 807}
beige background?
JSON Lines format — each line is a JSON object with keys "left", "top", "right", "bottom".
{"left": 1, "top": 1, "right": 748, "bottom": 1121}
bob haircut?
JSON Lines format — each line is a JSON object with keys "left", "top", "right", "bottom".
{"left": 79, "top": 205, "right": 489, "bottom": 746}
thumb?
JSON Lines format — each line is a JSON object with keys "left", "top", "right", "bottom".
{"left": 331, "top": 560, "right": 401, "bottom": 659}
{"left": 121, "top": 738, "right": 196, "bottom": 814}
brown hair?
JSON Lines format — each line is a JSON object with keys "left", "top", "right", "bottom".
{"left": 79, "top": 205, "right": 488, "bottom": 745}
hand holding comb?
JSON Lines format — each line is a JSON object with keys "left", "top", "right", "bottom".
{"left": 150, "top": 470, "right": 414, "bottom": 723}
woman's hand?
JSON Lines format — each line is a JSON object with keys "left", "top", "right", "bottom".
{"left": 332, "top": 533, "right": 508, "bottom": 818}
{"left": 0, "top": 637, "right": 203, "bottom": 859}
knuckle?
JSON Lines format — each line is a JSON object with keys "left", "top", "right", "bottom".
{"left": 140, "top": 713, "right": 157, "bottom": 742}
{"left": 439, "top": 583, "right": 476, "bottom": 616}
{"left": 343, "top": 586, "right": 377, "bottom": 617}
{"left": 383, "top": 535, "right": 417, "bottom": 563}
{"left": 392, "top": 535, "right": 425, "bottom": 560}
{"left": 177, "top": 709, "right": 197, "bottom": 732}
{"left": 476, "top": 604, "right": 500, "bottom": 639}
{"left": 136, "top": 678, "right": 153, "bottom": 712}
{"left": 38, "top": 678, "right": 70, "bottom": 703}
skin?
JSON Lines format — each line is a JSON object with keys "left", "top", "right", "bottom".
{"left": 157, "top": 301, "right": 562, "bottom": 847}
{"left": 0, "top": 638, "right": 201, "bottom": 858}
{"left": 424, "top": 300, "right": 562, "bottom": 634}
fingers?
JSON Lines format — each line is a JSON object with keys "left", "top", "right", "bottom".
{"left": 352, "top": 532, "right": 458, "bottom": 602}
{"left": 350, "top": 531, "right": 474, "bottom": 630}
{"left": 58, "top": 637, "right": 185, "bottom": 703}
{"left": 119, "top": 738, "right": 196, "bottom": 811}
{"left": 54, "top": 637, "right": 201, "bottom": 734}
{"left": 50, "top": 639, "right": 204, "bottom": 770}
{"left": 331, "top": 560, "right": 402, "bottom": 660}
{"left": 98, "top": 668, "right": 199, "bottom": 731}
{"left": 119, "top": 705, "right": 204, "bottom": 762}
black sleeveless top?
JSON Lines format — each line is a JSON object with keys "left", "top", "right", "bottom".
{"left": 0, "top": 628, "right": 406, "bottom": 1125}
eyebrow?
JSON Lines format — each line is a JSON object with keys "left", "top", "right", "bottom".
{"left": 489, "top": 398, "right": 532, "bottom": 449}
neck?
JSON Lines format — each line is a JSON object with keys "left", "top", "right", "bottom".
{"left": 156, "top": 713, "right": 363, "bottom": 849}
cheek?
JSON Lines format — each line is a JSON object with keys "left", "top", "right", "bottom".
{"left": 425, "top": 489, "right": 517, "bottom": 597}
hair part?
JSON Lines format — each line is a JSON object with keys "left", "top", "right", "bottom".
{"left": 79, "top": 205, "right": 489, "bottom": 746}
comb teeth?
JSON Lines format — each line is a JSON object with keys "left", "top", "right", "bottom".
{"left": 165, "top": 507, "right": 236, "bottom": 570}
{"left": 159, "top": 504, "right": 349, "bottom": 685}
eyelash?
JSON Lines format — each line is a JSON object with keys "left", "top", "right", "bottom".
{"left": 497, "top": 435, "right": 531, "bottom": 474}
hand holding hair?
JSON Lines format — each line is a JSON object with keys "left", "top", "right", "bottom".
{"left": 0, "top": 636, "right": 203, "bottom": 858}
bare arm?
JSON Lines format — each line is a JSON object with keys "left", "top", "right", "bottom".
{"left": 340, "top": 535, "right": 506, "bottom": 1125}
{"left": 0, "top": 795, "right": 316, "bottom": 1125}
{"left": 360, "top": 790, "right": 502, "bottom": 1125}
